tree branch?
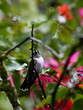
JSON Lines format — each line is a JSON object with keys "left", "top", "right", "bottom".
{"left": 31, "top": 24, "right": 46, "bottom": 99}
{"left": 3, "top": 36, "right": 62, "bottom": 59}
{"left": 5, "top": 37, "right": 31, "bottom": 55}
{"left": 37, "top": 73, "right": 46, "bottom": 99}
{"left": 30, "top": 37, "right": 62, "bottom": 59}
{"left": 51, "top": 44, "right": 79, "bottom": 110}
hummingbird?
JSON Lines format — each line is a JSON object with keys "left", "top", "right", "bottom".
{"left": 20, "top": 50, "right": 44, "bottom": 90}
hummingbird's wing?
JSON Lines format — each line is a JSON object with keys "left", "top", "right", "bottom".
{"left": 20, "top": 73, "right": 36, "bottom": 90}
{"left": 20, "top": 60, "right": 38, "bottom": 90}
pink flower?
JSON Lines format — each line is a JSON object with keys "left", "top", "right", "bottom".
{"left": 8, "top": 74, "right": 15, "bottom": 87}
{"left": 53, "top": 75, "right": 69, "bottom": 87}
{"left": 76, "top": 66, "right": 83, "bottom": 82}
{"left": 35, "top": 73, "right": 55, "bottom": 90}
{"left": 78, "top": 8, "right": 83, "bottom": 26}
{"left": 35, "top": 73, "right": 69, "bottom": 90}
{"left": 44, "top": 58, "right": 59, "bottom": 71}
{"left": 69, "top": 51, "right": 80, "bottom": 66}
{"left": 78, "top": 8, "right": 83, "bottom": 18}
{"left": 30, "top": 89, "right": 36, "bottom": 99}
{"left": 62, "top": 51, "right": 80, "bottom": 68}
{"left": 76, "top": 66, "right": 83, "bottom": 74}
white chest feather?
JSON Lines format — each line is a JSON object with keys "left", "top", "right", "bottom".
{"left": 34, "top": 56, "right": 44, "bottom": 67}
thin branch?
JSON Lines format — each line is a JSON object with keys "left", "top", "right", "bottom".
{"left": 35, "top": 69, "right": 46, "bottom": 99}
{"left": 51, "top": 44, "right": 79, "bottom": 110}
{"left": 35, "top": 70, "right": 46, "bottom": 99}
{"left": 30, "top": 37, "right": 62, "bottom": 59}
{"left": 37, "top": 75, "right": 46, "bottom": 99}
{"left": 5, "top": 37, "right": 31, "bottom": 55}
{"left": 4, "top": 36, "right": 62, "bottom": 59}
{"left": 31, "top": 24, "right": 46, "bottom": 99}
{"left": 51, "top": 58, "right": 71, "bottom": 110}
{"left": 3, "top": 36, "right": 62, "bottom": 59}
{"left": 31, "top": 23, "right": 34, "bottom": 62}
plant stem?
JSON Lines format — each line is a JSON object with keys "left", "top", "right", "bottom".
{"left": 51, "top": 44, "right": 79, "bottom": 110}
{"left": 30, "top": 37, "right": 62, "bottom": 59}
{"left": 31, "top": 23, "right": 46, "bottom": 99}
{"left": 4, "top": 36, "right": 62, "bottom": 59}
{"left": 31, "top": 23, "right": 34, "bottom": 62}
{"left": 3, "top": 35, "right": 61, "bottom": 59}
{"left": 5, "top": 37, "right": 31, "bottom": 55}
{"left": 37, "top": 73, "right": 46, "bottom": 99}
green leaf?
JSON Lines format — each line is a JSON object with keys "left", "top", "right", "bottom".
{"left": 36, "top": 87, "right": 69, "bottom": 108}
{"left": 0, "top": 0, "right": 11, "bottom": 15}
{"left": 46, "top": 83, "right": 56, "bottom": 94}
{"left": 72, "top": 99, "right": 83, "bottom": 110}
{"left": 56, "top": 87, "right": 69, "bottom": 100}
{"left": 0, "top": 92, "right": 13, "bottom": 110}
{"left": 13, "top": 70, "right": 21, "bottom": 89}
{"left": 36, "top": 95, "right": 51, "bottom": 108}
{"left": 20, "top": 97, "right": 34, "bottom": 110}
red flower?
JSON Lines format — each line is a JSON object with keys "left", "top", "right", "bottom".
{"left": 35, "top": 73, "right": 55, "bottom": 90}
{"left": 33, "top": 99, "right": 73, "bottom": 110}
{"left": 55, "top": 99, "right": 74, "bottom": 110}
{"left": 33, "top": 105, "right": 50, "bottom": 110}
{"left": 57, "top": 4, "right": 73, "bottom": 20}
{"left": 57, "top": 4, "right": 70, "bottom": 16}
{"left": 44, "top": 57, "right": 70, "bottom": 87}
{"left": 65, "top": 13, "right": 73, "bottom": 20}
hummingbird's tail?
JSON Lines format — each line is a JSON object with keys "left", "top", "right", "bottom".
{"left": 20, "top": 72, "right": 36, "bottom": 90}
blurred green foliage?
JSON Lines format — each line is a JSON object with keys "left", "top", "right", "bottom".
{"left": 0, "top": 0, "right": 83, "bottom": 110}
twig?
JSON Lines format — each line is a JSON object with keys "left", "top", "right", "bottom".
{"left": 30, "top": 37, "right": 62, "bottom": 59}
{"left": 34, "top": 67, "right": 46, "bottom": 99}
{"left": 37, "top": 73, "right": 46, "bottom": 99}
{"left": 5, "top": 37, "right": 31, "bottom": 55}
{"left": 31, "top": 23, "right": 46, "bottom": 99}
{"left": 31, "top": 23, "right": 34, "bottom": 62}
{"left": 3, "top": 36, "right": 62, "bottom": 59}
{"left": 51, "top": 44, "right": 79, "bottom": 110}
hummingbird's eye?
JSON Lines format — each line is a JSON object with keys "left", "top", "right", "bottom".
{"left": 33, "top": 50, "right": 38, "bottom": 55}
{"left": 33, "top": 50, "right": 39, "bottom": 55}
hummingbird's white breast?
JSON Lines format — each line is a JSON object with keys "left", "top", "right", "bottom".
{"left": 34, "top": 56, "right": 44, "bottom": 67}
